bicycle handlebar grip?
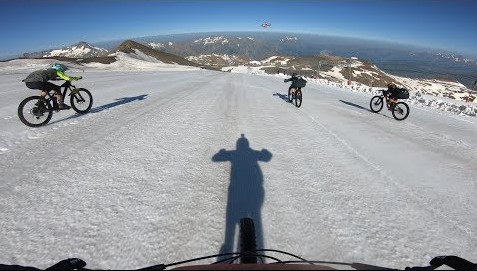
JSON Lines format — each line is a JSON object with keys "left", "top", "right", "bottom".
{"left": 45, "top": 258, "right": 86, "bottom": 270}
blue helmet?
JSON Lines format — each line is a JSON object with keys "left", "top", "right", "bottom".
{"left": 51, "top": 63, "right": 68, "bottom": 72}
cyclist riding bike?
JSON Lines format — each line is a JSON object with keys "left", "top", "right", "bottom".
{"left": 284, "top": 72, "right": 301, "bottom": 97}
{"left": 383, "top": 82, "right": 401, "bottom": 110}
{"left": 23, "top": 63, "right": 82, "bottom": 110}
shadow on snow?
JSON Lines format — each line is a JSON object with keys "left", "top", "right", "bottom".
{"left": 212, "top": 134, "right": 272, "bottom": 261}
{"left": 48, "top": 94, "right": 148, "bottom": 125}
{"left": 89, "top": 94, "right": 148, "bottom": 113}
{"left": 273, "top": 92, "right": 290, "bottom": 103}
{"left": 339, "top": 99, "right": 372, "bottom": 113}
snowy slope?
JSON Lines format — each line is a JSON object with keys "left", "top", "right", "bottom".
{"left": 224, "top": 58, "right": 477, "bottom": 103}
{"left": 0, "top": 60, "right": 476, "bottom": 270}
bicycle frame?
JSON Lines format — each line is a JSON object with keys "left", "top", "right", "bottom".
{"left": 41, "top": 81, "right": 76, "bottom": 110}
{"left": 375, "top": 90, "right": 396, "bottom": 109}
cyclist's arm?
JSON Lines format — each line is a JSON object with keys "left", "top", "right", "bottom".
{"left": 56, "top": 70, "right": 72, "bottom": 81}
{"left": 56, "top": 71, "right": 81, "bottom": 81}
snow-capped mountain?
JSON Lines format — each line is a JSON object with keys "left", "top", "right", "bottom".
{"left": 408, "top": 50, "right": 477, "bottom": 65}
{"left": 115, "top": 40, "right": 203, "bottom": 67}
{"left": 137, "top": 34, "right": 304, "bottom": 60}
{"left": 135, "top": 32, "right": 477, "bottom": 88}
{"left": 42, "top": 42, "right": 109, "bottom": 58}
{"left": 147, "top": 41, "right": 173, "bottom": 49}
{"left": 76, "top": 40, "right": 222, "bottom": 72}
{"left": 185, "top": 54, "right": 251, "bottom": 67}
{"left": 22, "top": 42, "right": 109, "bottom": 59}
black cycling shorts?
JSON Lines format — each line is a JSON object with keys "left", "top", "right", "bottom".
{"left": 385, "top": 89, "right": 400, "bottom": 100}
{"left": 25, "top": 81, "right": 61, "bottom": 93}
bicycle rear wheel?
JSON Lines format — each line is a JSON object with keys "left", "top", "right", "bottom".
{"left": 70, "top": 88, "right": 93, "bottom": 113}
{"left": 18, "top": 96, "right": 53, "bottom": 127}
{"left": 295, "top": 89, "right": 302, "bottom": 107}
{"left": 239, "top": 217, "right": 257, "bottom": 263}
{"left": 392, "top": 101, "right": 410, "bottom": 120}
{"left": 370, "top": 96, "right": 384, "bottom": 112}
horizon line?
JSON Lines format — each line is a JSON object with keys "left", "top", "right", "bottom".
{"left": 2, "top": 31, "right": 477, "bottom": 61}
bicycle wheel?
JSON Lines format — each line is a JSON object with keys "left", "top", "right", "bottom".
{"left": 239, "top": 217, "right": 257, "bottom": 264}
{"left": 370, "top": 96, "right": 384, "bottom": 112}
{"left": 70, "top": 88, "right": 93, "bottom": 113}
{"left": 288, "top": 88, "right": 293, "bottom": 103}
{"left": 392, "top": 101, "right": 410, "bottom": 121}
{"left": 18, "top": 96, "right": 53, "bottom": 127}
{"left": 295, "top": 89, "right": 302, "bottom": 107}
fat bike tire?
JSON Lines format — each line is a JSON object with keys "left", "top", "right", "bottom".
{"left": 18, "top": 96, "right": 53, "bottom": 127}
{"left": 239, "top": 217, "right": 257, "bottom": 264}
{"left": 370, "top": 96, "right": 384, "bottom": 112}
{"left": 70, "top": 88, "right": 93, "bottom": 113}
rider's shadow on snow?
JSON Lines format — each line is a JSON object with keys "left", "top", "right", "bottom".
{"left": 212, "top": 134, "right": 272, "bottom": 261}
{"left": 90, "top": 94, "right": 148, "bottom": 113}
{"left": 340, "top": 99, "right": 393, "bottom": 119}
{"left": 48, "top": 94, "right": 149, "bottom": 125}
{"left": 273, "top": 92, "right": 290, "bottom": 103}
{"left": 339, "top": 99, "right": 373, "bottom": 113}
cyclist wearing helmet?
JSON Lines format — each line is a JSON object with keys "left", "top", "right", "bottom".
{"left": 284, "top": 72, "right": 300, "bottom": 97}
{"left": 23, "top": 63, "right": 82, "bottom": 110}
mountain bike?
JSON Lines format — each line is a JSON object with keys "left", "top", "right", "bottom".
{"left": 284, "top": 76, "right": 306, "bottom": 108}
{"left": 18, "top": 79, "right": 93, "bottom": 127}
{"left": 288, "top": 87, "right": 303, "bottom": 108}
{"left": 370, "top": 90, "right": 410, "bottom": 120}
{"left": 0, "top": 217, "right": 475, "bottom": 270}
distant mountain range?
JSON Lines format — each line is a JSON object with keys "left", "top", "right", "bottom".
{"left": 23, "top": 41, "right": 109, "bottom": 58}
{"left": 13, "top": 32, "right": 477, "bottom": 91}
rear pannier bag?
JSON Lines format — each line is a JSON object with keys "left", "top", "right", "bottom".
{"left": 397, "top": 88, "right": 410, "bottom": 99}
{"left": 295, "top": 77, "right": 307, "bottom": 88}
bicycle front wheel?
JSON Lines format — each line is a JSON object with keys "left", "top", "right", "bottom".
{"left": 370, "top": 96, "right": 384, "bottom": 112}
{"left": 240, "top": 217, "right": 257, "bottom": 263}
{"left": 392, "top": 102, "right": 410, "bottom": 120}
{"left": 70, "top": 88, "right": 93, "bottom": 113}
{"left": 18, "top": 96, "right": 53, "bottom": 127}
{"left": 295, "top": 89, "right": 302, "bottom": 108}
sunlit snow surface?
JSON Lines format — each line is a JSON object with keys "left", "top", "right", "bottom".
{"left": 0, "top": 57, "right": 476, "bottom": 270}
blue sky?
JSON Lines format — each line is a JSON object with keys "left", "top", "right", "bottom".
{"left": 1, "top": 0, "right": 476, "bottom": 59}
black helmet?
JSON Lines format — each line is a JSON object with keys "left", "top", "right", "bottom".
{"left": 387, "top": 82, "right": 396, "bottom": 88}
{"left": 292, "top": 72, "right": 297, "bottom": 77}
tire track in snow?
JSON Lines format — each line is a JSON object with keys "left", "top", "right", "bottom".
{"left": 305, "top": 113, "right": 476, "bottom": 241}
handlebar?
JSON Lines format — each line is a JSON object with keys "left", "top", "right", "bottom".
{"left": 0, "top": 254, "right": 474, "bottom": 271}
{"left": 54, "top": 76, "right": 82, "bottom": 81}
{"left": 59, "top": 76, "right": 82, "bottom": 87}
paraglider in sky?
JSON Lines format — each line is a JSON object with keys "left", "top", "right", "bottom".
{"left": 261, "top": 22, "right": 271, "bottom": 28}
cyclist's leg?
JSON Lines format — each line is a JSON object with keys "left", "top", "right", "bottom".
{"left": 291, "top": 87, "right": 296, "bottom": 95}
{"left": 389, "top": 96, "right": 398, "bottom": 110}
{"left": 46, "top": 82, "right": 69, "bottom": 109}
{"left": 25, "top": 82, "right": 49, "bottom": 106}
